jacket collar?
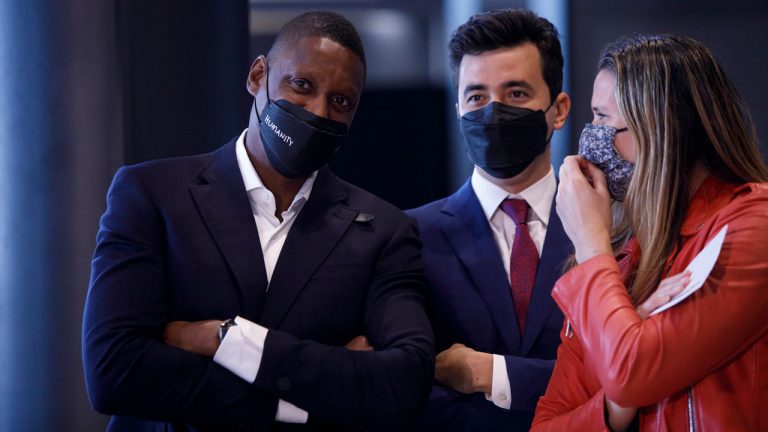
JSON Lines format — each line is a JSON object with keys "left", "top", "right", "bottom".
{"left": 258, "top": 167, "right": 356, "bottom": 328}
{"left": 190, "top": 139, "right": 270, "bottom": 321}
{"left": 440, "top": 180, "right": 570, "bottom": 355}
{"left": 441, "top": 181, "right": 522, "bottom": 352}
{"left": 190, "top": 140, "right": 354, "bottom": 325}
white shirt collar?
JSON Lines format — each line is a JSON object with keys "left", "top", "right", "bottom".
{"left": 235, "top": 129, "right": 316, "bottom": 211}
{"left": 471, "top": 166, "right": 556, "bottom": 226}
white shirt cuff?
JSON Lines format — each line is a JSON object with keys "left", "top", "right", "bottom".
{"left": 213, "top": 316, "right": 268, "bottom": 383}
{"left": 485, "top": 354, "right": 512, "bottom": 410}
{"left": 213, "top": 317, "right": 308, "bottom": 423}
{"left": 276, "top": 399, "right": 309, "bottom": 423}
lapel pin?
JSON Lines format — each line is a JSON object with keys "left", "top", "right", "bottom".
{"left": 354, "top": 213, "right": 375, "bottom": 223}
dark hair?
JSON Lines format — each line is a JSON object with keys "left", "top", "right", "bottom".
{"left": 449, "top": 9, "right": 563, "bottom": 101}
{"left": 268, "top": 11, "right": 366, "bottom": 72}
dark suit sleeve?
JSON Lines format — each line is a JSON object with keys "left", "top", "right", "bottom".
{"left": 82, "top": 167, "right": 277, "bottom": 429}
{"left": 416, "top": 356, "right": 553, "bottom": 429}
{"left": 418, "top": 384, "right": 537, "bottom": 431}
{"left": 503, "top": 355, "right": 555, "bottom": 411}
{"left": 252, "top": 217, "right": 435, "bottom": 429}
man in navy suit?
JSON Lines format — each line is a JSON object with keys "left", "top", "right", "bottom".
{"left": 409, "top": 9, "right": 572, "bottom": 430}
{"left": 82, "top": 12, "right": 433, "bottom": 431}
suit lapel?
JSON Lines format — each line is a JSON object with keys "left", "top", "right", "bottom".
{"left": 189, "top": 139, "right": 269, "bottom": 322}
{"left": 258, "top": 169, "right": 357, "bottom": 328}
{"left": 520, "top": 194, "right": 571, "bottom": 355}
{"left": 440, "top": 181, "right": 522, "bottom": 353}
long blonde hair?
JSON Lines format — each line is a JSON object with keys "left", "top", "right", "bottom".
{"left": 599, "top": 35, "right": 768, "bottom": 304}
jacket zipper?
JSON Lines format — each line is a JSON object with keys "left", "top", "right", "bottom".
{"left": 687, "top": 386, "right": 697, "bottom": 432}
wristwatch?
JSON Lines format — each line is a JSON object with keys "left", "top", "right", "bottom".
{"left": 218, "top": 318, "right": 237, "bottom": 342}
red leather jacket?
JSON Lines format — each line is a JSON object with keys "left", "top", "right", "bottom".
{"left": 532, "top": 176, "right": 768, "bottom": 431}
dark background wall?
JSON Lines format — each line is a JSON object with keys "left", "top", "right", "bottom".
{"left": 0, "top": 1, "right": 122, "bottom": 430}
{"left": 118, "top": 1, "right": 252, "bottom": 163}
{"left": 0, "top": 1, "right": 765, "bottom": 430}
{"left": 568, "top": 0, "right": 768, "bottom": 159}
{"left": 330, "top": 87, "right": 448, "bottom": 210}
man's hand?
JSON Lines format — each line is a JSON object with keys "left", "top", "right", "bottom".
{"left": 345, "top": 335, "right": 373, "bottom": 351}
{"left": 164, "top": 320, "right": 221, "bottom": 357}
{"left": 435, "top": 343, "right": 492, "bottom": 394}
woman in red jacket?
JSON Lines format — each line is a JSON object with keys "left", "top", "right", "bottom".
{"left": 532, "top": 35, "right": 768, "bottom": 431}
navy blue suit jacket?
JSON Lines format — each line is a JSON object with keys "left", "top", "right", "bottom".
{"left": 407, "top": 180, "right": 570, "bottom": 431}
{"left": 82, "top": 139, "right": 434, "bottom": 432}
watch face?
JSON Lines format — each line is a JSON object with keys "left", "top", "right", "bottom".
{"left": 218, "top": 318, "right": 236, "bottom": 341}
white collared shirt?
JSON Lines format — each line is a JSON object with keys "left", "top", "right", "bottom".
{"left": 213, "top": 129, "right": 311, "bottom": 423}
{"left": 471, "top": 166, "right": 555, "bottom": 263}
{"left": 235, "top": 129, "right": 316, "bottom": 283}
{"left": 470, "top": 166, "right": 557, "bottom": 410}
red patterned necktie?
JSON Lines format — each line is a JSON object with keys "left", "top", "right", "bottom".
{"left": 501, "top": 199, "right": 539, "bottom": 334}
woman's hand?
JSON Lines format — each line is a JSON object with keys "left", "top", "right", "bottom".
{"left": 556, "top": 156, "right": 613, "bottom": 263}
{"left": 635, "top": 271, "right": 691, "bottom": 319}
{"left": 164, "top": 320, "right": 221, "bottom": 357}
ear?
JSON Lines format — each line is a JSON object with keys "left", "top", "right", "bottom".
{"left": 552, "top": 92, "right": 571, "bottom": 130}
{"left": 455, "top": 102, "right": 461, "bottom": 120}
{"left": 246, "top": 56, "right": 267, "bottom": 97}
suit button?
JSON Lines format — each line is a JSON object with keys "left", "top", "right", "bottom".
{"left": 277, "top": 376, "right": 292, "bottom": 392}
{"left": 499, "top": 392, "right": 508, "bottom": 401}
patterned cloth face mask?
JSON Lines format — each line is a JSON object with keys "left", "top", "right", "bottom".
{"left": 577, "top": 123, "right": 634, "bottom": 201}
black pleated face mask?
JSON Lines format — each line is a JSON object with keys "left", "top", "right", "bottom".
{"left": 255, "top": 59, "right": 348, "bottom": 178}
{"left": 460, "top": 101, "right": 551, "bottom": 179}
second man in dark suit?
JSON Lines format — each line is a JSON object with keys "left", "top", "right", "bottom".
{"left": 409, "top": 9, "right": 572, "bottom": 430}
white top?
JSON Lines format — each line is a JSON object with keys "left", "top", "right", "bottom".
{"left": 235, "top": 129, "right": 316, "bottom": 282}
{"left": 470, "top": 166, "right": 556, "bottom": 410}
{"left": 213, "top": 129, "right": 311, "bottom": 424}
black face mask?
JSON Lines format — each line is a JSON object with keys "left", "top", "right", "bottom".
{"left": 255, "top": 59, "right": 348, "bottom": 178}
{"left": 460, "top": 101, "right": 551, "bottom": 179}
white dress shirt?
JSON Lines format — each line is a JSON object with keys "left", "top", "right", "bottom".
{"left": 470, "top": 166, "right": 556, "bottom": 410}
{"left": 213, "top": 129, "right": 312, "bottom": 424}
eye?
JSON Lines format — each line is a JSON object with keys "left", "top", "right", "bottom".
{"left": 331, "top": 95, "right": 353, "bottom": 111}
{"left": 510, "top": 90, "right": 526, "bottom": 98}
{"left": 592, "top": 111, "right": 607, "bottom": 124}
{"left": 290, "top": 78, "right": 311, "bottom": 92}
{"left": 466, "top": 94, "right": 484, "bottom": 104}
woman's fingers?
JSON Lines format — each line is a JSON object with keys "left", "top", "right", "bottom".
{"left": 636, "top": 271, "right": 691, "bottom": 318}
{"left": 584, "top": 159, "right": 608, "bottom": 194}
{"left": 556, "top": 155, "right": 613, "bottom": 263}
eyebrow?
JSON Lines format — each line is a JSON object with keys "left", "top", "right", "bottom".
{"left": 462, "top": 83, "right": 487, "bottom": 96}
{"left": 462, "top": 80, "right": 533, "bottom": 96}
{"left": 500, "top": 80, "right": 533, "bottom": 91}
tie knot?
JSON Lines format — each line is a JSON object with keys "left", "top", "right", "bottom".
{"left": 501, "top": 198, "right": 529, "bottom": 225}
